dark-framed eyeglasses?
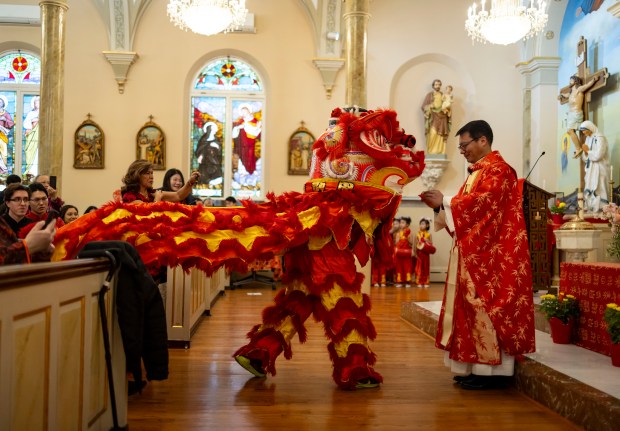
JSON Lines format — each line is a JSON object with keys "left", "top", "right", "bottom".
{"left": 458, "top": 138, "right": 479, "bottom": 150}
{"left": 8, "top": 197, "right": 30, "bottom": 203}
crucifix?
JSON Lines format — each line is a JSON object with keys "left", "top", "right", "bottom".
{"left": 557, "top": 36, "right": 609, "bottom": 211}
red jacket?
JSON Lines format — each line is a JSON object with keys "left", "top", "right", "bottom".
{"left": 18, "top": 210, "right": 65, "bottom": 238}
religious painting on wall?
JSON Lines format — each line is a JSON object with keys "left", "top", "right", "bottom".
{"left": 74, "top": 114, "right": 104, "bottom": 169}
{"left": 136, "top": 117, "right": 165, "bottom": 170}
{"left": 287, "top": 122, "right": 314, "bottom": 176}
{"left": 190, "top": 96, "right": 225, "bottom": 198}
{"left": 556, "top": 0, "right": 618, "bottom": 197}
{"left": 231, "top": 99, "right": 263, "bottom": 199}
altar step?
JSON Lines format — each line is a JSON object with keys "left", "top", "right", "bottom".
{"left": 401, "top": 301, "right": 620, "bottom": 431}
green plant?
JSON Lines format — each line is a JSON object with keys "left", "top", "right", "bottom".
{"left": 539, "top": 293, "right": 579, "bottom": 324}
{"left": 550, "top": 200, "right": 566, "bottom": 214}
{"left": 604, "top": 303, "right": 620, "bottom": 344}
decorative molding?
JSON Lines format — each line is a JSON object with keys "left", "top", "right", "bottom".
{"left": 111, "top": 0, "right": 128, "bottom": 50}
{"left": 608, "top": 1, "right": 620, "bottom": 18}
{"left": 516, "top": 57, "right": 561, "bottom": 88}
{"left": 92, "top": 1, "right": 151, "bottom": 92}
{"left": 325, "top": 0, "right": 338, "bottom": 54}
{"left": 102, "top": 51, "right": 138, "bottom": 94}
{"left": 420, "top": 159, "right": 450, "bottom": 191}
{"left": 312, "top": 58, "right": 344, "bottom": 99}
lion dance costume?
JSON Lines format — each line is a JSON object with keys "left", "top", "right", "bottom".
{"left": 52, "top": 107, "right": 425, "bottom": 390}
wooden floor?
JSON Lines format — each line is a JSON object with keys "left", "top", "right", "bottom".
{"left": 128, "top": 284, "right": 579, "bottom": 430}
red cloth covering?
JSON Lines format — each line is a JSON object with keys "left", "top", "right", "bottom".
{"left": 560, "top": 262, "right": 620, "bottom": 356}
{"left": 437, "top": 151, "right": 536, "bottom": 360}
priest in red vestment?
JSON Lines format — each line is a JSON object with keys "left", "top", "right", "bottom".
{"left": 420, "top": 120, "right": 535, "bottom": 390}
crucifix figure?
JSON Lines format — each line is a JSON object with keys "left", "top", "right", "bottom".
{"left": 557, "top": 36, "right": 609, "bottom": 191}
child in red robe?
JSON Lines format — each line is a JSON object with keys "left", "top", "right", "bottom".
{"left": 393, "top": 216, "right": 414, "bottom": 287}
{"left": 414, "top": 217, "right": 435, "bottom": 287}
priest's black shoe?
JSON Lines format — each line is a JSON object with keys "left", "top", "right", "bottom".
{"left": 452, "top": 374, "right": 473, "bottom": 384}
{"left": 460, "top": 375, "right": 509, "bottom": 390}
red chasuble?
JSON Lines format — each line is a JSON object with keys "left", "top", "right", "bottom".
{"left": 436, "top": 151, "right": 535, "bottom": 362}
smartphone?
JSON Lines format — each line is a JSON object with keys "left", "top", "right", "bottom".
{"left": 49, "top": 175, "right": 57, "bottom": 189}
{"left": 43, "top": 212, "right": 58, "bottom": 228}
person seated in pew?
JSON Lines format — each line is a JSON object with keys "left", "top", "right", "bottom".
{"left": 18, "top": 182, "right": 64, "bottom": 238}
{"left": 2, "top": 184, "right": 35, "bottom": 235}
{"left": 34, "top": 174, "right": 64, "bottom": 212}
{"left": 60, "top": 204, "right": 79, "bottom": 224}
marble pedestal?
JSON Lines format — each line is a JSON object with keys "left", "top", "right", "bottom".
{"left": 554, "top": 229, "right": 600, "bottom": 262}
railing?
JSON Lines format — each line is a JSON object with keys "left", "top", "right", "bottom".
{"left": 0, "top": 259, "right": 127, "bottom": 430}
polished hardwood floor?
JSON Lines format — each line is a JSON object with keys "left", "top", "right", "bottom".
{"left": 128, "top": 283, "right": 579, "bottom": 430}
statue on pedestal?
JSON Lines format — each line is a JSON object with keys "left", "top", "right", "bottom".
{"left": 421, "top": 79, "right": 452, "bottom": 156}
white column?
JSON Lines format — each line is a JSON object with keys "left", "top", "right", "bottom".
{"left": 516, "top": 57, "right": 561, "bottom": 190}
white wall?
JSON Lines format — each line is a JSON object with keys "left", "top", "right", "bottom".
{"left": 366, "top": 0, "right": 524, "bottom": 276}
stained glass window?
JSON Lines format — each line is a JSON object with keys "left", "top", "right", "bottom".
{"left": 0, "top": 51, "right": 41, "bottom": 85}
{"left": 190, "top": 57, "right": 264, "bottom": 201}
{"left": 194, "top": 58, "right": 262, "bottom": 92}
{"left": 0, "top": 51, "right": 40, "bottom": 179}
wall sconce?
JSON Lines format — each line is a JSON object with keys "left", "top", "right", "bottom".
{"left": 326, "top": 31, "right": 340, "bottom": 41}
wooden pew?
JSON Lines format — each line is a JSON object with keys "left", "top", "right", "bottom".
{"left": 0, "top": 259, "right": 127, "bottom": 430}
{"left": 163, "top": 267, "right": 228, "bottom": 348}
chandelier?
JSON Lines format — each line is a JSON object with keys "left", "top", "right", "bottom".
{"left": 167, "top": 0, "right": 248, "bottom": 36}
{"left": 465, "top": 0, "right": 548, "bottom": 45}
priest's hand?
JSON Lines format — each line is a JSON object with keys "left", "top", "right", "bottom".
{"left": 419, "top": 190, "right": 443, "bottom": 210}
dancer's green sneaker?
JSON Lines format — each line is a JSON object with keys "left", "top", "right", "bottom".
{"left": 235, "top": 355, "right": 266, "bottom": 378}
{"left": 355, "top": 378, "right": 380, "bottom": 389}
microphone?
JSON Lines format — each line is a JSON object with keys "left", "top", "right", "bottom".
{"left": 525, "top": 151, "right": 545, "bottom": 182}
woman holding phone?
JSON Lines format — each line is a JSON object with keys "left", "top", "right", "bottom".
{"left": 121, "top": 160, "right": 200, "bottom": 204}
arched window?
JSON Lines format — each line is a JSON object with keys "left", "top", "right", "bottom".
{"left": 0, "top": 50, "right": 41, "bottom": 179}
{"left": 190, "top": 57, "right": 265, "bottom": 200}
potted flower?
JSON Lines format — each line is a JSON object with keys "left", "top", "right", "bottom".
{"left": 550, "top": 200, "right": 567, "bottom": 225}
{"left": 539, "top": 293, "right": 579, "bottom": 343}
{"left": 604, "top": 303, "right": 620, "bottom": 367}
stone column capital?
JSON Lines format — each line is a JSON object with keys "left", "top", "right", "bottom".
{"left": 39, "top": 0, "right": 68, "bottom": 10}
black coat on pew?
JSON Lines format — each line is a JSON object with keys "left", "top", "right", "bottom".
{"left": 79, "top": 241, "right": 168, "bottom": 387}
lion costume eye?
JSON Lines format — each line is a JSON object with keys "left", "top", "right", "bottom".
{"left": 358, "top": 129, "right": 391, "bottom": 159}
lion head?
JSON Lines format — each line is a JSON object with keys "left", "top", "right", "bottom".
{"left": 309, "top": 108, "right": 425, "bottom": 193}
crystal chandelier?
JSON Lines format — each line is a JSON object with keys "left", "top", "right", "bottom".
{"left": 465, "top": 0, "right": 548, "bottom": 45}
{"left": 167, "top": 0, "right": 248, "bottom": 36}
